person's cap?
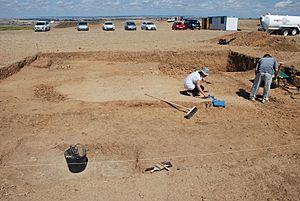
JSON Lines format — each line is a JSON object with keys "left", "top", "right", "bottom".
{"left": 200, "top": 67, "right": 209, "bottom": 76}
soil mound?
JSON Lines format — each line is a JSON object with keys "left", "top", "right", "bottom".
{"left": 34, "top": 84, "right": 66, "bottom": 102}
{"left": 213, "top": 31, "right": 300, "bottom": 52}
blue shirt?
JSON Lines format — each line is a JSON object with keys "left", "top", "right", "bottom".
{"left": 256, "top": 57, "right": 278, "bottom": 75}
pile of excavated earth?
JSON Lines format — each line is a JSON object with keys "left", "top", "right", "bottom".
{"left": 213, "top": 31, "right": 300, "bottom": 52}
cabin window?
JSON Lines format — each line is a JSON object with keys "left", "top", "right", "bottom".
{"left": 209, "top": 18, "right": 212, "bottom": 24}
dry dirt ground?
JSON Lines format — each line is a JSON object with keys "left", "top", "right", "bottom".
{"left": 0, "top": 20, "right": 300, "bottom": 201}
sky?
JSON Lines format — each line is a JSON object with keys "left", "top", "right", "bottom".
{"left": 0, "top": 0, "right": 299, "bottom": 18}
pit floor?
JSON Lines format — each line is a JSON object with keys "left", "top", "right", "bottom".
{"left": 0, "top": 56, "right": 299, "bottom": 200}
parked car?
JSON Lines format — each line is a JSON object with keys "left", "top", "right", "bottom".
{"left": 184, "top": 19, "right": 201, "bottom": 30}
{"left": 34, "top": 21, "right": 50, "bottom": 32}
{"left": 124, "top": 21, "right": 137, "bottom": 30}
{"left": 77, "top": 21, "right": 89, "bottom": 31}
{"left": 172, "top": 21, "right": 186, "bottom": 30}
{"left": 141, "top": 22, "right": 157, "bottom": 30}
{"left": 167, "top": 17, "right": 176, "bottom": 22}
{"left": 102, "top": 21, "right": 115, "bottom": 31}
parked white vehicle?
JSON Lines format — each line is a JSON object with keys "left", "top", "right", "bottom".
{"left": 259, "top": 13, "right": 300, "bottom": 36}
{"left": 167, "top": 17, "right": 176, "bottom": 22}
{"left": 102, "top": 21, "right": 115, "bottom": 31}
{"left": 77, "top": 21, "right": 89, "bottom": 31}
{"left": 34, "top": 21, "right": 50, "bottom": 32}
{"left": 141, "top": 22, "right": 157, "bottom": 30}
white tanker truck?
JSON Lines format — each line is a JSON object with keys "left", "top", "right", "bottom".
{"left": 259, "top": 13, "right": 300, "bottom": 36}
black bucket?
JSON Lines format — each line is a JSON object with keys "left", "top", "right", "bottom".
{"left": 64, "top": 144, "right": 88, "bottom": 173}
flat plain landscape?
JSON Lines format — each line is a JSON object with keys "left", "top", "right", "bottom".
{"left": 0, "top": 19, "right": 299, "bottom": 201}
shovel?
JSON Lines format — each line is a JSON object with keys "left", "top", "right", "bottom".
{"left": 145, "top": 93, "right": 198, "bottom": 119}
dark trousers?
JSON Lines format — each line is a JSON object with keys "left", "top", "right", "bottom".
{"left": 187, "top": 87, "right": 200, "bottom": 96}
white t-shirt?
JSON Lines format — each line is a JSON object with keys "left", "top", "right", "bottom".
{"left": 184, "top": 71, "right": 203, "bottom": 90}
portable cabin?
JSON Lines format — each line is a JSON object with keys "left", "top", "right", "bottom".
{"left": 201, "top": 18, "right": 210, "bottom": 29}
{"left": 202, "top": 16, "right": 238, "bottom": 31}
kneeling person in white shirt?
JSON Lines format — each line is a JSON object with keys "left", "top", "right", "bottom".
{"left": 184, "top": 67, "right": 209, "bottom": 98}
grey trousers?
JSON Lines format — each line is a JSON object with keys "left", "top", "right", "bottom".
{"left": 250, "top": 73, "right": 273, "bottom": 100}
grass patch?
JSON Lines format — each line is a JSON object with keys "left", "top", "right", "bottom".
{"left": 0, "top": 25, "right": 33, "bottom": 31}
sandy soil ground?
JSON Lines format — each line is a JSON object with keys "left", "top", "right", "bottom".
{"left": 0, "top": 20, "right": 300, "bottom": 201}
{"left": 0, "top": 20, "right": 230, "bottom": 68}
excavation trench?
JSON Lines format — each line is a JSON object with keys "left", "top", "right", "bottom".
{"left": 0, "top": 55, "right": 38, "bottom": 80}
{"left": 0, "top": 50, "right": 260, "bottom": 80}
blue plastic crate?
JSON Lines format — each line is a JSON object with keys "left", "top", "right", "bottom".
{"left": 212, "top": 99, "right": 226, "bottom": 107}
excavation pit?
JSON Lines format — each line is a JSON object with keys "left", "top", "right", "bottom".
{"left": 1, "top": 50, "right": 261, "bottom": 81}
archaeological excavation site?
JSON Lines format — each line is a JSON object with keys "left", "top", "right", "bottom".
{"left": 1, "top": 23, "right": 299, "bottom": 201}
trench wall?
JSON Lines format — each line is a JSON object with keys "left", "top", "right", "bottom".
{"left": 0, "top": 55, "right": 38, "bottom": 80}
{"left": 0, "top": 50, "right": 260, "bottom": 80}
{"left": 226, "top": 51, "right": 259, "bottom": 72}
